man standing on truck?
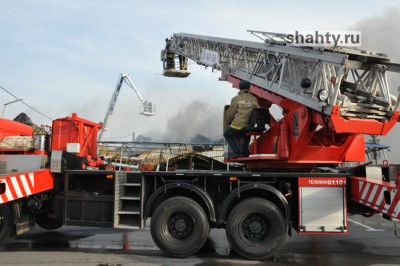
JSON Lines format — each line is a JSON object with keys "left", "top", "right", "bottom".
{"left": 224, "top": 80, "right": 259, "bottom": 158}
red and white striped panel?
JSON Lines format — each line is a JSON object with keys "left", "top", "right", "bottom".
{"left": 351, "top": 177, "right": 400, "bottom": 219}
{"left": 0, "top": 169, "right": 54, "bottom": 204}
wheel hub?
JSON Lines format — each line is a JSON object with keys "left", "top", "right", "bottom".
{"left": 243, "top": 214, "right": 269, "bottom": 242}
{"left": 249, "top": 221, "right": 262, "bottom": 233}
{"left": 168, "top": 212, "right": 194, "bottom": 240}
{"left": 175, "top": 219, "right": 186, "bottom": 231}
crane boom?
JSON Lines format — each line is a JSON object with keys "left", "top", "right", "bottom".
{"left": 162, "top": 31, "right": 400, "bottom": 167}
{"left": 98, "top": 73, "right": 156, "bottom": 141}
{"left": 163, "top": 31, "right": 400, "bottom": 121}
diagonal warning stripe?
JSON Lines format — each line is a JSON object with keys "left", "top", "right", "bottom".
{"left": 28, "top": 173, "right": 34, "bottom": 188}
{"left": 20, "top": 174, "right": 32, "bottom": 195}
{"left": 10, "top": 177, "right": 23, "bottom": 198}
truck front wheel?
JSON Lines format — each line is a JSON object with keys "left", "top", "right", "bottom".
{"left": 226, "top": 198, "right": 287, "bottom": 260}
{"left": 0, "top": 204, "right": 14, "bottom": 246}
{"left": 150, "top": 196, "right": 210, "bottom": 257}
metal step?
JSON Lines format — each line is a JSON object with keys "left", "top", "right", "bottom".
{"left": 120, "top": 196, "right": 140, "bottom": 200}
{"left": 123, "top": 183, "right": 141, "bottom": 187}
{"left": 118, "top": 211, "right": 140, "bottom": 215}
{"left": 114, "top": 224, "right": 140, "bottom": 229}
{"left": 114, "top": 172, "right": 143, "bottom": 229}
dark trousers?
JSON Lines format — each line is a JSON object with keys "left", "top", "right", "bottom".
{"left": 223, "top": 127, "right": 251, "bottom": 156}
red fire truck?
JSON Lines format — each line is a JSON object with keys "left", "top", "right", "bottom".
{"left": 1, "top": 31, "right": 400, "bottom": 260}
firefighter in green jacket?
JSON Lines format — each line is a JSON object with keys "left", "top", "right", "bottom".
{"left": 224, "top": 80, "right": 260, "bottom": 158}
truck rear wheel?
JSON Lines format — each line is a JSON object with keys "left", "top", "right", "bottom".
{"left": 0, "top": 204, "right": 14, "bottom": 246}
{"left": 226, "top": 198, "right": 286, "bottom": 260}
{"left": 150, "top": 196, "right": 210, "bottom": 257}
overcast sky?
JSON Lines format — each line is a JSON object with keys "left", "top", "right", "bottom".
{"left": 1, "top": 0, "right": 400, "bottom": 160}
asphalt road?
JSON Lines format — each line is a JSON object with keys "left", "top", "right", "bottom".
{"left": 1, "top": 214, "right": 400, "bottom": 266}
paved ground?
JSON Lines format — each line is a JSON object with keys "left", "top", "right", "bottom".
{"left": 1, "top": 214, "right": 400, "bottom": 266}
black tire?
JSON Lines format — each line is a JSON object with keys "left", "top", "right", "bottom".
{"left": 226, "top": 198, "right": 287, "bottom": 260}
{"left": 150, "top": 196, "right": 210, "bottom": 257}
{"left": 0, "top": 204, "right": 14, "bottom": 246}
{"left": 36, "top": 213, "right": 63, "bottom": 230}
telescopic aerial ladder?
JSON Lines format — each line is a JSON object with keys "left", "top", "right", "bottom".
{"left": 162, "top": 31, "right": 400, "bottom": 168}
{"left": 98, "top": 73, "right": 156, "bottom": 141}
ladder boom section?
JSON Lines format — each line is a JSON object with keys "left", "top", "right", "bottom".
{"left": 98, "top": 73, "right": 156, "bottom": 141}
{"left": 98, "top": 74, "right": 125, "bottom": 141}
{"left": 165, "top": 32, "right": 400, "bottom": 124}
{"left": 122, "top": 74, "right": 156, "bottom": 117}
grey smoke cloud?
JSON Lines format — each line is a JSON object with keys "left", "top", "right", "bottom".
{"left": 351, "top": 7, "right": 400, "bottom": 62}
{"left": 350, "top": 6, "right": 400, "bottom": 93}
{"left": 159, "top": 100, "right": 224, "bottom": 143}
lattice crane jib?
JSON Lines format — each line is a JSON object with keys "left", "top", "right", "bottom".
{"left": 162, "top": 31, "right": 400, "bottom": 166}
{"left": 163, "top": 32, "right": 400, "bottom": 121}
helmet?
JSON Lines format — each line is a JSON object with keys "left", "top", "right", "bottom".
{"left": 239, "top": 80, "right": 251, "bottom": 90}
